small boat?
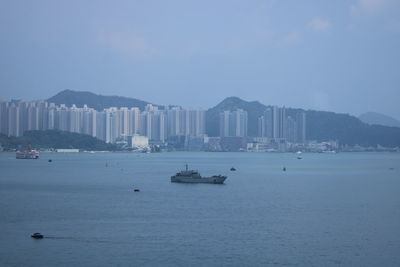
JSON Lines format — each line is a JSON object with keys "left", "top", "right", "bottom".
{"left": 230, "top": 167, "right": 236, "bottom": 171}
{"left": 133, "top": 189, "right": 140, "bottom": 192}
{"left": 48, "top": 159, "right": 52, "bottom": 162}
{"left": 297, "top": 156, "right": 302, "bottom": 160}
{"left": 283, "top": 167, "right": 286, "bottom": 171}
{"left": 31, "top": 233, "right": 44, "bottom": 239}
{"left": 16, "top": 145, "right": 39, "bottom": 159}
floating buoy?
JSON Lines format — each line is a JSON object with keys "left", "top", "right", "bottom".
{"left": 283, "top": 167, "right": 286, "bottom": 171}
{"left": 48, "top": 159, "right": 52, "bottom": 162}
{"left": 134, "top": 189, "right": 140, "bottom": 192}
{"left": 230, "top": 167, "right": 236, "bottom": 171}
{"left": 31, "top": 233, "right": 44, "bottom": 239}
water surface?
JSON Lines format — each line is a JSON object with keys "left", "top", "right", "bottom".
{"left": 0, "top": 152, "right": 399, "bottom": 266}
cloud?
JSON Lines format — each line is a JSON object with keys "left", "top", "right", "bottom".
{"left": 96, "top": 31, "right": 157, "bottom": 58}
{"left": 351, "top": 0, "right": 394, "bottom": 15}
{"left": 308, "top": 18, "right": 332, "bottom": 32}
{"left": 282, "top": 31, "right": 303, "bottom": 45}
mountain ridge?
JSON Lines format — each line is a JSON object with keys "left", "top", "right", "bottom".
{"left": 359, "top": 112, "right": 400, "bottom": 128}
{"left": 45, "top": 90, "right": 400, "bottom": 147}
{"left": 47, "top": 89, "right": 153, "bottom": 111}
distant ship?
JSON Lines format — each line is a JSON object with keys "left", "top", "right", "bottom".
{"left": 171, "top": 164, "right": 227, "bottom": 184}
{"left": 16, "top": 145, "right": 39, "bottom": 159}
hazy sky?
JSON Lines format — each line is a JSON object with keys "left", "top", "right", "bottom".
{"left": 1, "top": 0, "right": 399, "bottom": 118}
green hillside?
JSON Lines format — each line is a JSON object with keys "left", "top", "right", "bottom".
{"left": 0, "top": 130, "right": 117, "bottom": 151}
{"left": 206, "top": 97, "right": 400, "bottom": 147}
{"left": 47, "top": 89, "right": 153, "bottom": 111}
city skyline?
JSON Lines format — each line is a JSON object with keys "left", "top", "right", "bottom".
{"left": 0, "top": 100, "right": 207, "bottom": 143}
{"left": 0, "top": 99, "right": 306, "bottom": 149}
{"left": 1, "top": 89, "right": 399, "bottom": 123}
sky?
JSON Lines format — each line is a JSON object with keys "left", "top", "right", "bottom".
{"left": 0, "top": 0, "right": 399, "bottom": 119}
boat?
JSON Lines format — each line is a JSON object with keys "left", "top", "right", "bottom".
{"left": 16, "top": 146, "right": 39, "bottom": 159}
{"left": 230, "top": 167, "right": 236, "bottom": 171}
{"left": 171, "top": 164, "right": 227, "bottom": 184}
{"left": 31, "top": 233, "right": 44, "bottom": 239}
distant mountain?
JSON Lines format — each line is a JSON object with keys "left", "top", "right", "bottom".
{"left": 47, "top": 89, "right": 153, "bottom": 111}
{"left": 359, "top": 112, "right": 400, "bottom": 128}
{"left": 206, "top": 97, "right": 400, "bottom": 147}
{"left": 206, "top": 97, "right": 267, "bottom": 137}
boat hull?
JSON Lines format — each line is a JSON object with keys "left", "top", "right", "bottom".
{"left": 171, "top": 176, "right": 227, "bottom": 184}
{"left": 16, "top": 151, "right": 40, "bottom": 159}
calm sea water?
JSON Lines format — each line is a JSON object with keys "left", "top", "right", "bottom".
{"left": 0, "top": 152, "right": 399, "bottom": 266}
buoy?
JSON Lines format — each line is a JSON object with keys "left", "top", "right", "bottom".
{"left": 134, "top": 189, "right": 140, "bottom": 192}
{"left": 283, "top": 167, "right": 286, "bottom": 171}
{"left": 48, "top": 159, "right": 52, "bottom": 162}
{"left": 31, "top": 233, "right": 44, "bottom": 239}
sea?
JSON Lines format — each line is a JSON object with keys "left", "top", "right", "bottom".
{"left": 0, "top": 152, "right": 399, "bottom": 267}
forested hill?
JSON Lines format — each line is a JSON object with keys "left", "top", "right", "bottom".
{"left": 359, "top": 112, "right": 400, "bottom": 128}
{"left": 305, "top": 110, "right": 400, "bottom": 147}
{"left": 47, "top": 89, "right": 153, "bottom": 111}
{"left": 206, "top": 97, "right": 400, "bottom": 147}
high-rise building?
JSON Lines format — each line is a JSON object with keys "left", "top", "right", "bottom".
{"left": 296, "top": 112, "right": 306, "bottom": 143}
{"left": 258, "top": 106, "right": 306, "bottom": 143}
{"left": 140, "top": 105, "right": 167, "bottom": 142}
{"left": 0, "top": 101, "right": 9, "bottom": 135}
{"left": 0, "top": 101, "right": 208, "bottom": 145}
{"left": 7, "top": 102, "right": 19, "bottom": 136}
{"left": 96, "top": 111, "right": 106, "bottom": 141}
{"left": 105, "top": 107, "right": 119, "bottom": 143}
{"left": 220, "top": 109, "right": 248, "bottom": 137}
{"left": 128, "top": 107, "right": 141, "bottom": 135}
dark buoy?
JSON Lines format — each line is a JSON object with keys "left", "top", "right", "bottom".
{"left": 230, "top": 167, "right": 236, "bottom": 171}
{"left": 48, "top": 159, "right": 52, "bottom": 162}
{"left": 31, "top": 233, "right": 44, "bottom": 239}
{"left": 283, "top": 167, "right": 286, "bottom": 171}
{"left": 134, "top": 189, "right": 140, "bottom": 192}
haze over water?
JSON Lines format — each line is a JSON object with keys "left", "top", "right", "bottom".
{"left": 1, "top": 152, "right": 399, "bottom": 266}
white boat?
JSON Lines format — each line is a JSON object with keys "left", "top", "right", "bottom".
{"left": 16, "top": 147, "right": 40, "bottom": 159}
